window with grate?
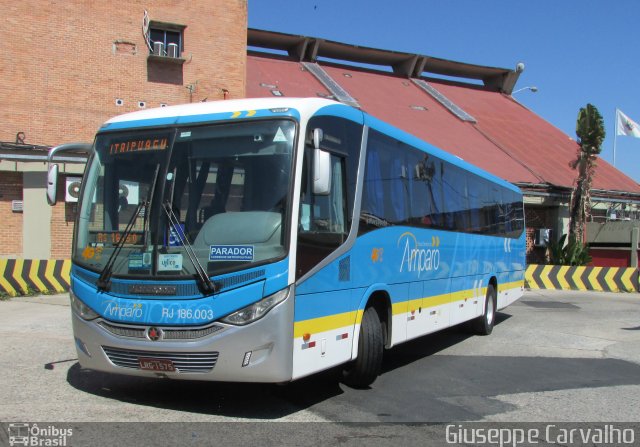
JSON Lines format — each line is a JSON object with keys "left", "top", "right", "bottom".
{"left": 148, "top": 22, "right": 185, "bottom": 58}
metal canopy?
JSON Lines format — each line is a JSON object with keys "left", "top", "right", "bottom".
{"left": 248, "top": 28, "right": 521, "bottom": 93}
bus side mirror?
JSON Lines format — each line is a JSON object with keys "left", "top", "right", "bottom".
{"left": 47, "top": 164, "right": 59, "bottom": 206}
{"left": 312, "top": 129, "right": 331, "bottom": 195}
{"left": 313, "top": 149, "right": 331, "bottom": 195}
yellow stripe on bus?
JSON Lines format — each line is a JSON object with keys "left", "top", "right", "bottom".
{"left": 293, "top": 280, "right": 524, "bottom": 338}
{"left": 293, "top": 310, "right": 358, "bottom": 339}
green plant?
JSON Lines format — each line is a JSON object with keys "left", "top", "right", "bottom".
{"left": 548, "top": 234, "right": 592, "bottom": 266}
{"left": 569, "top": 104, "right": 606, "bottom": 243}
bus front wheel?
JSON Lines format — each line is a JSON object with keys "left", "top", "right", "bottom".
{"left": 342, "top": 306, "right": 383, "bottom": 389}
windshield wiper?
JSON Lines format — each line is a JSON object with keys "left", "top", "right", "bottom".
{"left": 97, "top": 165, "right": 160, "bottom": 292}
{"left": 96, "top": 201, "right": 146, "bottom": 291}
{"left": 162, "top": 201, "right": 217, "bottom": 295}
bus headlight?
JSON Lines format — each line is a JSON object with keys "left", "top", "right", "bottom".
{"left": 70, "top": 291, "right": 99, "bottom": 320}
{"left": 221, "top": 287, "right": 289, "bottom": 326}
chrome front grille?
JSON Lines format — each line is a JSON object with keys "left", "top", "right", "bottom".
{"left": 98, "top": 322, "right": 146, "bottom": 339}
{"left": 102, "top": 346, "right": 219, "bottom": 373}
{"left": 163, "top": 325, "right": 224, "bottom": 340}
{"left": 98, "top": 321, "right": 224, "bottom": 340}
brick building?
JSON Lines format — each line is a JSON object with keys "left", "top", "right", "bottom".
{"left": 1, "top": 0, "right": 247, "bottom": 259}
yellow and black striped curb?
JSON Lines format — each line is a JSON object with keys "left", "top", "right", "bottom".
{"left": 525, "top": 264, "right": 639, "bottom": 293}
{"left": 3, "top": 259, "right": 636, "bottom": 295}
{"left": 0, "top": 259, "right": 71, "bottom": 296}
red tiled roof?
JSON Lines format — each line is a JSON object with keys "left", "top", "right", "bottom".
{"left": 247, "top": 53, "right": 640, "bottom": 194}
{"left": 435, "top": 81, "right": 640, "bottom": 192}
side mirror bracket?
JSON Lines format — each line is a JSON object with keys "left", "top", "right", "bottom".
{"left": 46, "top": 143, "right": 93, "bottom": 206}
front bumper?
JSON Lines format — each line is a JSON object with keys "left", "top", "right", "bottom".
{"left": 71, "top": 293, "right": 294, "bottom": 383}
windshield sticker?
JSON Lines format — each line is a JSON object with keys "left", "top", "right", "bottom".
{"left": 109, "top": 137, "right": 168, "bottom": 155}
{"left": 82, "top": 245, "right": 103, "bottom": 260}
{"left": 209, "top": 245, "right": 254, "bottom": 262}
{"left": 165, "top": 224, "right": 186, "bottom": 247}
{"left": 158, "top": 253, "right": 183, "bottom": 271}
{"left": 179, "top": 131, "right": 192, "bottom": 138}
{"left": 129, "top": 252, "right": 152, "bottom": 270}
{"left": 273, "top": 127, "right": 288, "bottom": 142}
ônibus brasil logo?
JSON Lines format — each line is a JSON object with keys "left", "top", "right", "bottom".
{"left": 398, "top": 232, "right": 441, "bottom": 277}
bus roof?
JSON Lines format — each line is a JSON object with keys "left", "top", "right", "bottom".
{"left": 102, "top": 97, "right": 343, "bottom": 128}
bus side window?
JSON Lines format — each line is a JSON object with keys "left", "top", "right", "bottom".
{"left": 299, "top": 148, "right": 347, "bottom": 242}
{"left": 296, "top": 147, "right": 348, "bottom": 279}
{"left": 296, "top": 115, "right": 361, "bottom": 280}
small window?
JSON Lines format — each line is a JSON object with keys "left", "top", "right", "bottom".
{"left": 148, "top": 22, "right": 185, "bottom": 58}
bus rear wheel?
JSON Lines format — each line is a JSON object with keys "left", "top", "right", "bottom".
{"left": 472, "top": 284, "right": 497, "bottom": 335}
{"left": 342, "top": 306, "right": 383, "bottom": 389}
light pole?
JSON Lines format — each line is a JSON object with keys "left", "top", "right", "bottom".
{"left": 512, "top": 86, "right": 539, "bottom": 95}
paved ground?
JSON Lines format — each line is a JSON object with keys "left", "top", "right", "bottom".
{"left": 1, "top": 289, "right": 639, "bottom": 443}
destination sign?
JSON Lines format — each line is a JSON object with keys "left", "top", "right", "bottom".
{"left": 109, "top": 137, "right": 169, "bottom": 155}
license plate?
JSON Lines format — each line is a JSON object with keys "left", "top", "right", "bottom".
{"left": 138, "top": 357, "right": 176, "bottom": 372}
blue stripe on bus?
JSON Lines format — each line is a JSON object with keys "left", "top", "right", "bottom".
{"left": 314, "top": 104, "right": 364, "bottom": 124}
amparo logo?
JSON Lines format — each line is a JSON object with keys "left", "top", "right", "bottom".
{"left": 103, "top": 301, "right": 144, "bottom": 319}
{"left": 398, "top": 232, "right": 441, "bottom": 277}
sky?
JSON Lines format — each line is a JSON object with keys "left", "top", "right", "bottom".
{"left": 248, "top": 0, "right": 640, "bottom": 184}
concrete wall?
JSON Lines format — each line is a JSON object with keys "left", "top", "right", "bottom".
{"left": 526, "top": 264, "right": 639, "bottom": 293}
{"left": 22, "top": 172, "right": 51, "bottom": 259}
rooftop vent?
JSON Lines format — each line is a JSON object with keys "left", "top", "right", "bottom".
{"left": 301, "top": 62, "right": 360, "bottom": 108}
{"left": 412, "top": 79, "right": 476, "bottom": 123}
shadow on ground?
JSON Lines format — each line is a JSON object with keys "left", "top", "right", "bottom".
{"left": 65, "top": 312, "right": 640, "bottom": 422}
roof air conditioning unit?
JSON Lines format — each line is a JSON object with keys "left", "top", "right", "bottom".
{"left": 153, "top": 41, "right": 164, "bottom": 56}
{"left": 11, "top": 200, "right": 23, "bottom": 212}
{"left": 167, "top": 43, "right": 179, "bottom": 58}
{"left": 65, "top": 177, "right": 82, "bottom": 203}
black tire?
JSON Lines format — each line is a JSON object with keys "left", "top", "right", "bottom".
{"left": 472, "top": 284, "right": 497, "bottom": 335}
{"left": 342, "top": 306, "right": 384, "bottom": 388}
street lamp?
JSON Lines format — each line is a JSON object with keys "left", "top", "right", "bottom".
{"left": 512, "top": 86, "right": 538, "bottom": 95}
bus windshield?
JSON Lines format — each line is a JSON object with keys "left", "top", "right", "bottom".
{"left": 73, "top": 119, "right": 296, "bottom": 280}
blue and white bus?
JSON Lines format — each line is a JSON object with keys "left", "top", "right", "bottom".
{"left": 48, "top": 98, "right": 525, "bottom": 388}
